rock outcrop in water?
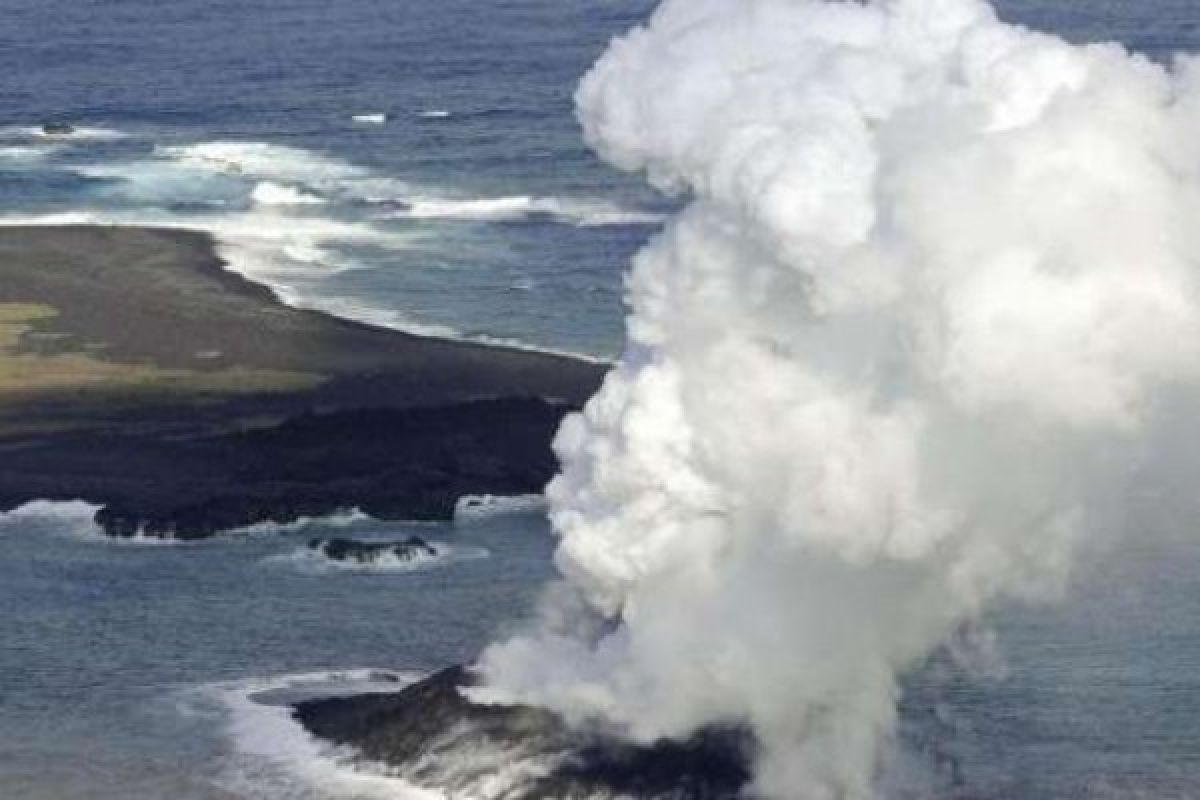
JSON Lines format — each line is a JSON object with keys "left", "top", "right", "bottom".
{"left": 308, "top": 535, "right": 438, "bottom": 564}
{"left": 293, "top": 665, "right": 753, "bottom": 799}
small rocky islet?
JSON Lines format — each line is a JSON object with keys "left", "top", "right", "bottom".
{"left": 292, "top": 665, "right": 754, "bottom": 799}
{"left": 307, "top": 535, "right": 439, "bottom": 564}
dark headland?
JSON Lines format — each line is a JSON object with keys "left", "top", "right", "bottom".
{"left": 293, "top": 665, "right": 752, "bottom": 799}
{"left": 0, "top": 225, "right": 606, "bottom": 537}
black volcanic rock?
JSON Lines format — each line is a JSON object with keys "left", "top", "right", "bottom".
{"left": 293, "top": 665, "right": 753, "bottom": 799}
{"left": 0, "top": 227, "right": 607, "bottom": 539}
{"left": 41, "top": 122, "right": 75, "bottom": 135}
{"left": 308, "top": 535, "right": 438, "bottom": 564}
{"left": 81, "top": 396, "right": 575, "bottom": 539}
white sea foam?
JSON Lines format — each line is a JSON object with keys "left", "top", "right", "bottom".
{"left": 191, "top": 670, "right": 443, "bottom": 800}
{"left": 0, "top": 125, "right": 129, "bottom": 141}
{"left": 76, "top": 160, "right": 246, "bottom": 206}
{"left": 204, "top": 670, "right": 569, "bottom": 799}
{"left": 118, "top": 508, "right": 376, "bottom": 543}
{"left": 0, "top": 500, "right": 103, "bottom": 537}
{"left": 0, "top": 144, "right": 56, "bottom": 162}
{"left": 0, "top": 210, "right": 105, "bottom": 226}
{"left": 0, "top": 500, "right": 380, "bottom": 545}
{"left": 227, "top": 508, "right": 373, "bottom": 537}
{"left": 0, "top": 134, "right": 625, "bottom": 360}
{"left": 0, "top": 500, "right": 177, "bottom": 545}
{"left": 68, "top": 144, "right": 418, "bottom": 291}
{"left": 264, "top": 540, "right": 489, "bottom": 575}
{"left": 158, "top": 141, "right": 367, "bottom": 186}
{"left": 101, "top": 530, "right": 212, "bottom": 547}
{"left": 393, "top": 194, "right": 665, "bottom": 227}
{"left": 0, "top": 209, "right": 486, "bottom": 349}
{"left": 0, "top": 206, "right": 390, "bottom": 289}
{"left": 0, "top": 499, "right": 180, "bottom": 545}
{"left": 454, "top": 494, "right": 547, "bottom": 522}
{"left": 352, "top": 112, "right": 389, "bottom": 124}
{"left": 251, "top": 181, "right": 327, "bottom": 206}
{"left": 417, "top": 110, "right": 451, "bottom": 119}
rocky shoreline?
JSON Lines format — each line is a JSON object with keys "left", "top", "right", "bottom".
{"left": 292, "top": 666, "right": 753, "bottom": 799}
{"left": 0, "top": 226, "right": 606, "bottom": 537}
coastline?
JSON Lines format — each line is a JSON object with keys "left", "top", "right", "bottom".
{"left": 290, "top": 665, "right": 752, "bottom": 798}
{"left": 0, "top": 225, "right": 607, "bottom": 537}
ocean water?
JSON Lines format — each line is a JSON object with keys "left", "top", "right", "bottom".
{"left": 0, "top": 501, "right": 561, "bottom": 800}
{"left": 0, "top": 0, "right": 664, "bottom": 358}
{"left": 2, "top": 0, "right": 1200, "bottom": 798}
{"left": 1, "top": 0, "right": 1198, "bottom": 358}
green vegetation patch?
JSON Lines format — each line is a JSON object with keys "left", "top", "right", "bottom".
{"left": 0, "top": 302, "right": 320, "bottom": 396}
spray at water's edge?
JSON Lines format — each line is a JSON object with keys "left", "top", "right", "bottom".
{"left": 482, "top": 0, "right": 1200, "bottom": 796}
{"left": 190, "top": 670, "right": 441, "bottom": 800}
{"left": 0, "top": 132, "right": 648, "bottom": 361}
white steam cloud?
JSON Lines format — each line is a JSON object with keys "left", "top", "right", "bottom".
{"left": 482, "top": 0, "right": 1200, "bottom": 797}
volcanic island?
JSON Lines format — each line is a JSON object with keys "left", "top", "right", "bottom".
{"left": 0, "top": 225, "right": 605, "bottom": 538}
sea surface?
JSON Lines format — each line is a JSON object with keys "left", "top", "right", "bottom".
{"left": 2, "top": 0, "right": 1200, "bottom": 798}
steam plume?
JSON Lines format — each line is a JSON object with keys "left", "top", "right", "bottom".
{"left": 483, "top": 0, "right": 1200, "bottom": 796}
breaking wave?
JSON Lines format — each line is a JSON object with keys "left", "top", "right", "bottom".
{"left": 391, "top": 194, "right": 666, "bottom": 227}
{"left": 252, "top": 181, "right": 328, "bottom": 206}
{"left": 263, "top": 540, "right": 489, "bottom": 575}
{"left": 454, "top": 494, "right": 547, "bottom": 522}
{"left": 0, "top": 145, "right": 57, "bottom": 162}
{"left": 0, "top": 125, "right": 129, "bottom": 141}
{"left": 0, "top": 501, "right": 377, "bottom": 545}
{"left": 187, "top": 670, "right": 440, "bottom": 800}
{"left": 0, "top": 500, "right": 103, "bottom": 538}
{"left": 0, "top": 131, "right": 653, "bottom": 358}
{"left": 158, "top": 140, "right": 369, "bottom": 186}
{"left": 0, "top": 500, "right": 196, "bottom": 546}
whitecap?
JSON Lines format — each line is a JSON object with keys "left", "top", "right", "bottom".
{"left": 0, "top": 137, "right": 622, "bottom": 360}
{"left": 0, "top": 125, "right": 129, "bottom": 141}
{"left": 0, "top": 144, "right": 57, "bottom": 162}
{"left": 391, "top": 194, "right": 666, "bottom": 227}
{"left": 0, "top": 206, "right": 396, "bottom": 283}
{"left": 186, "top": 670, "right": 441, "bottom": 800}
{"left": 351, "top": 112, "right": 389, "bottom": 124}
{"left": 0, "top": 500, "right": 180, "bottom": 545}
{"left": 251, "top": 181, "right": 327, "bottom": 207}
{"left": 111, "top": 508, "right": 377, "bottom": 544}
{"left": 225, "top": 508, "right": 373, "bottom": 537}
{"left": 263, "top": 539, "right": 489, "bottom": 575}
{"left": 416, "top": 110, "right": 451, "bottom": 119}
{"left": 0, "top": 209, "right": 615, "bottom": 362}
{"left": 75, "top": 160, "right": 245, "bottom": 206}
{"left": 454, "top": 494, "right": 547, "bottom": 522}
{"left": 44, "top": 126, "right": 129, "bottom": 140}
{"left": 0, "top": 210, "right": 106, "bottom": 226}
{"left": 195, "top": 669, "right": 574, "bottom": 799}
{"left": 158, "top": 140, "right": 367, "bottom": 187}
{"left": 0, "top": 500, "right": 103, "bottom": 536}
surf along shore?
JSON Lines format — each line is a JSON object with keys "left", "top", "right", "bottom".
{"left": 0, "top": 225, "right": 606, "bottom": 538}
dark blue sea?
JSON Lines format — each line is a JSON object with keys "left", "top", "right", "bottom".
{"left": 1, "top": 1, "right": 1199, "bottom": 798}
